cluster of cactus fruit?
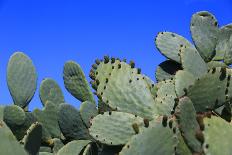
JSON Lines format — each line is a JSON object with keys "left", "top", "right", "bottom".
{"left": 1, "top": 10, "right": 232, "bottom": 155}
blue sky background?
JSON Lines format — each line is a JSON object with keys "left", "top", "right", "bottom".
{"left": 0, "top": 0, "right": 231, "bottom": 110}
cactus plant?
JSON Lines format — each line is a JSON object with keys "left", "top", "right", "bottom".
{"left": 1, "top": 10, "right": 232, "bottom": 155}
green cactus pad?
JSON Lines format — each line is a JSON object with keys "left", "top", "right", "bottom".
{"left": 63, "top": 61, "right": 95, "bottom": 103}
{"left": 174, "top": 70, "right": 195, "bottom": 97}
{"left": 180, "top": 46, "right": 208, "bottom": 78}
{"left": 214, "top": 24, "right": 232, "bottom": 62}
{"left": 22, "top": 122, "right": 42, "bottom": 155}
{"left": 92, "top": 58, "right": 122, "bottom": 112}
{"left": 80, "top": 101, "right": 98, "bottom": 128}
{"left": 190, "top": 11, "right": 218, "bottom": 61}
{"left": 188, "top": 67, "right": 231, "bottom": 112}
{"left": 155, "top": 32, "right": 192, "bottom": 63}
{"left": 0, "top": 120, "right": 27, "bottom": 155}
{"left": 52, "top": 138, "right": 64, "bottom": 154}
{"left": 57, "top": 140, "right": 91, "bottom": 155}
{"left": 58, "top": 103, "right": 89, "bottom": 141}
{"left": 98, "top": 61, "right": 156, "bottom": 119}
{"left": 119, "top": 117, "right": 178, "bottom": 155}
{"left": 153, "top": 80, "right": 177, "bottom": 115}
{"left": 7, "top": 52, "right": 37, "bottom": 108}
{"left": 155, "top": 60, "right": 182, "bottom": 82}
{"left": 33, "top": 101, "right": 61, "bottom": 139}
{"left": 207, "top": 61, "right": 227, "bottom": 69}
{"left": 40, "top": 78, "right": 65, "bottom": 106}
{"left": 175, "top": 97, "right": 202, "bottom": 153}
{"left": 89, "top": 111, "right": 144, "bottom": 145}
{"left": 3, "top": 105, "right": 26, "bottom": 126}
{"left": 203, "top": 116, "right": 232, "bottom": 155}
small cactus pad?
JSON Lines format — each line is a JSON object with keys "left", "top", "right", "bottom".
{"left": 221, "top": 25, "right": 232, "bottom": 64}
{"left": 39, "top": 78, "right": 65, "bottom": 106}
{"left": 215, "top": 24, "right": 232, "bottom": 63}
{"left": 155, "top": 60, "right": 182, "bottom": 82}
{"left": 180, "top": 46, "right": 207, "bottom": 78}
{"left": 174, "top": 70, "right": 195, "bottom": 97}
{"left": 7, "top": 52, "right": 37, "bottom": 108}
{"left": 187, "top": 67, "right": 232, "bottom": 112}
{"left": 190, "top": 11, "right": 218, "bottom": 61}
{"left": 33, "top": 101, "right": 61, "bottom": 139}
{"left": 155, "top": 32, "right": 192, "bottom": 63}
{"left": 175, "top": 97, "right": 202, "bottom": 153}
{"left": 89, "top": 111, "right": 144, "bottom": 145}
{"left": 202, "top": 116, "right": 232, "bottom": 155}
{"left": 119, "top": 117, "right": 178, "bottom": 155}
{"left": 22, "top": 122, "right": 42, "bottom": 155}
{"left": 58, "top": 103, "right": 89, "bottom": 140}
{"left": 97, "top": 61, "right": 156, "bottom": 119}
{"left": 80, "top": 101, "right": 98, "bottom": 128}
{"left": 153, "top": 80, "right": 177, "bottom": 116}
{"left": 63, "top": 61, "right": 95, "bottom": 103}
{"left": 57, "top": 140, "right": 91, "bottom": 155}
{"left": 3, "top": 105, "right": 26, "bottom": 126}
{"left": 0, "top": 120, "right": 27, "bottom": 155}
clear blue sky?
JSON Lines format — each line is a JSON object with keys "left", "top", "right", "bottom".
{"left": 0, "top": 0, "right": 231, "bottom": 110}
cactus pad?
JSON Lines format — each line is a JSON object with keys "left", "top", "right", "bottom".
{"left": 80, "top": 101, "right": 98, "bottom": 128}
{"left": 215, "top": 24, "right": 232, "bottom": 63}
{"left": 7, "top": 52, "right": 37, "bottom": 108}
{"left": 155, "top": 32, "right": 192, "bottom": 63}
{"left": 202, "top": 116, "right": 232, "bottom": 155}
{"left": 58, "top": 103, "right": 89, "bottom": 140}
{"left": 63, "top": 61, "right": 95, "bottom": 103}
{"left": 3, "top": 105, "right": 26, "bottom": 126}
{"left": 89, "top": 111, "right": 144, "bottom": 145}
{"left": 119, "top": 117, "right": 178, "bottom": 155}
{"left": 180, "top": 46, "right": 207, "bottom": 78}
{"left": 57, "top": 140, "right": 91, "bottom": 155}
{"left": 97, "top": 61, "right": 156, "bottom": 119}
{"left": 190, "top": 11, "right": 218, "bottom": 61}
{"left": 187, "top": 67, "right": 231, "bottom": 112}
{"left": 22, "top": 122, "right": 42, "bottom": 155}
{"left": 40, "top": 78, "right": 64, "bottom": 106}
{"left": 175, "top": 97, "right": 202, "bottom": 153}
{"left": 153, "top": 80, "right": 177, "bottom": 115}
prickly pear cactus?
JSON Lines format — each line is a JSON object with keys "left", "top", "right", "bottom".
{"left": 1, "top": 10, "right": 232, "bottom": 155}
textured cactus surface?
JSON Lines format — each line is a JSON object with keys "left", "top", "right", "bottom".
{"left": 1, "top": 10, "right": 232, "bottom": 155}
